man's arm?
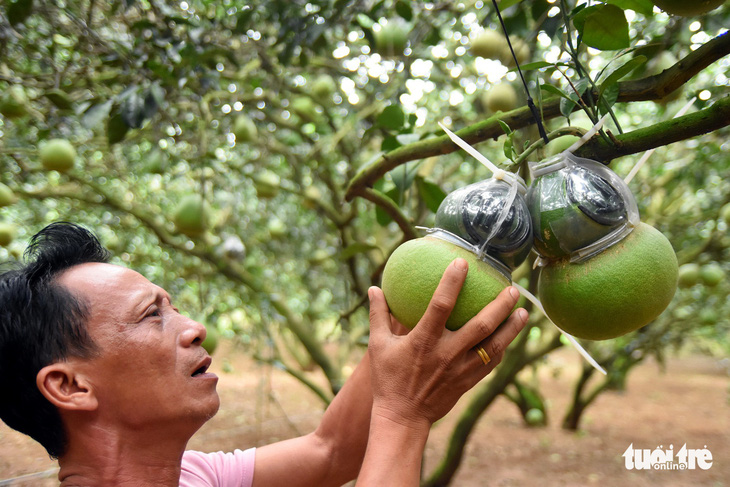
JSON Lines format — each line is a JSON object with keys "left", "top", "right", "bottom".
{"left": 251, "top": 258, "right": 527, "bottom": 486}
{"left": 251, "top": 349, "right": 374, "bottom": 487}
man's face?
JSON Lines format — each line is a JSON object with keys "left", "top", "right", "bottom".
{"left": 57, "top": 263, "right": 220, "bottom": 432}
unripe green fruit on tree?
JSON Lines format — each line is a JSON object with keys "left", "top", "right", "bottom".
{"left": 311, "top": 75, "right": 336, "bottom": 100}
{"left": 470, "top": 30, "right": 507, "bottom": 59}
{"left": 650, "top": 0, "right": 726, "bottom": 17}
{"left": 173, "top": 195, "right": 209, "bottom": 238}
{"left": 233, "top": 115, "right": 257, "bottom": 143}
{"left": 546, "top": 135, "right": 580, "bottom": 157}
{"left": 698, "top": 308, "right": 718, "bottom": 326}
{"left": 677, "top": 263, "right": 701, "bottom": 288}
{"left": 254, "top": 170, "right": 280, "bottom": 199}
{"left": 0, "top": 85, "right": 29, "bottom": 119}
{"left": 538, "top": 223, "right": 678, "bottom": 340}
{"left": 525, "top": 408, "right": 546, "bottom": 427}
{"left": 499, "top": 38, "right": 531, "bottom": 67}
{"left": 290, "top": 97, "right": 319, "bottom": 123}
{"left": 267, "top": 217, "right": 287, "bottom": 239}
{"left": 699, "top": 263, "right": 724, "bottom": 287}
{"left": 381, "top": 237, "right": 510, "bottom": 330}
{"left": 0, "top": 183, "right": 16, "bottom": 207}
{"left": 40, "top": 138, "right": 76, "bottom": 172}
{"left": 483, "top": 83, "right": 519, "bottom": 113}
{"left": 0, "top": 223, "right": 16, "bottom": 247}
{"left": 202, "top": 323, "right": 219, "bottom": 355}
{"left": 373, "top": 20, "right": 410, "bottom": 57}
{"left": 721, "top": 203, "right": 730, "bottom": 224}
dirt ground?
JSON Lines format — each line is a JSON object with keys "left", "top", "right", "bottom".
{"left": 1, "top": 345, "right": 728, "bottom": 487}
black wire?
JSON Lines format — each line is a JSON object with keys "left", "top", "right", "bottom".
{"left": 491, "top": 0, "right": 550, "bottom": 145}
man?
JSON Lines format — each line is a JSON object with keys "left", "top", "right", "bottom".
{"left": 0, "top": 222, "right": 528, "bottom": 486}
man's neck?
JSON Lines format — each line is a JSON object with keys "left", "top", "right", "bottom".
{"left": 58, "top": 423, "right": 191, "bottom": 487}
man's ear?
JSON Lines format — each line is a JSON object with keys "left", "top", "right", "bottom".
{"left": 36, "top": 362, "right": 98, "bottom": 412}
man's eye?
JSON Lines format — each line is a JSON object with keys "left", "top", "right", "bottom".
{"left": 147, "top": 308, "right": 161, "bottom": 318}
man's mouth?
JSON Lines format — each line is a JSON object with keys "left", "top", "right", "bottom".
{"left": 191, "top": 356, "right": 213, "bottom": 377}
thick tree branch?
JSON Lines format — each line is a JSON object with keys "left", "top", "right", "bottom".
{"left": 345, "top": 32, "right": 730, "bottom": 201}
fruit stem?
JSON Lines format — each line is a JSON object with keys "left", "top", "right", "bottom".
{"left": 512, "top": 282, "right": 607, "bottom": 375}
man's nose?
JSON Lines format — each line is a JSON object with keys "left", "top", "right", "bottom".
{"left": 179, "top": 315, "right": 207, "bottom": 347}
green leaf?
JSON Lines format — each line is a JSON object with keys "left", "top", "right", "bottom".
{"left": 377, "top": 105, "right": 406, "bottom": 131}
{"left": 375, "top": 187, "right": 400, "bottom": 226}
{"left": 510, "top": 61, "right": 554, "bottom": 72}
{"left": 416, "top": 177, "right": 447, "bottom": 213}
{"left": 599, "top": 55, "right": 646, "bottom": 95}
{"left": 6, "top": 0, "right": 34, "bottom": 26}
{"left": 540, "top": 84, "right": 573, "bottom": 101}
{"left": 395, "top": 1, "right": 412, "bottom": 21}
{"left": 390, "top": 161, "right": 420, "bottom": 193}
{"left": 340, "top": 242, "right": 381, "bottom": 260}
{"left": 599, "top": 83, "right": 619, "bottom": 115}
{"left": 573, "top": 4, "right": 630, "bottom": 51}
{"left": 606, "top": 0, "right": 655, "bottom": 17}
{"left": 560, "top": 77, "right": 590, "bottom": 118}
{"left": 107, "top": 112, "right": 130, "bottom": 144}
{"left": 497, "top": 120, "right": 513, "bottom": 137}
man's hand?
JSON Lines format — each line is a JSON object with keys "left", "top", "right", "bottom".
{"left": 357, "top": 258, "right": 528, "bottom": 486}
{"left": 367, "top": 257, "right": 527, "bottom": 428}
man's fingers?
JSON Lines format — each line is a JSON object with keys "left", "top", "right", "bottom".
{"left": 472, "top": 308, "right": 528, "bottom": 368}
{"left": 414, "top": 258, "right": 468, "bottom": 340}
{"left": 460, "top": 286, "right": 521, "bottom": 349}
{"left": 368, "top": 286, "right": 395, "bottom": 342}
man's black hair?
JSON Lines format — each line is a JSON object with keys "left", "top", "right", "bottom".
{"left": 0, "top": 222, "right": 111, "bottom": 458}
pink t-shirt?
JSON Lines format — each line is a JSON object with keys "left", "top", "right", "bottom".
{"left": 180, "top": 448, "right": 256, "bottom": 487}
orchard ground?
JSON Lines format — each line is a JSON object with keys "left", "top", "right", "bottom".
{"left": 1, "top": 345, "right": 728, "bottom": 487}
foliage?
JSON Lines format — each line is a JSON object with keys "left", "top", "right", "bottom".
{"left": 1, "top": 0, "right": 729, "bottom": 484}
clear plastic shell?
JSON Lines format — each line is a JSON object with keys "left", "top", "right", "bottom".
{"left": 527, "top": 152, "right": 640, "bottom": 264}
{"left": 433, "top": 177, "right": 533, "bottom": 275}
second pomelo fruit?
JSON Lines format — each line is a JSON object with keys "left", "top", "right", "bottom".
{"left": 381, "top": 236, "right": 510, "bottom": 330}
{"left": 538, "top": 223, "right": 677, "bottom": 340}
{"left": 173, "top": 195, "right": 209, "bottom": 237}
{"left": 483, "top": 83, "right": 519, "bottom": 113}
{"left": 40, "top": 138, "right": 76, "bottom": 172}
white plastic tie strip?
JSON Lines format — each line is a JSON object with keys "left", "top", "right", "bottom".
{"left": 513, "top": 282, "right": 607, "bottom": 375}
{"left": 624, "top": 97, "right": 697, "bottom": 184}
{"left": 438, "top": 122, "right": 505, "bottom": 179}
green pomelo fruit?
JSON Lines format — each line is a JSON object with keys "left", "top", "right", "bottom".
{"left": 40, "top": 139, "right": 76, "bottom": 172}
{"left": 267, "top": 218, "right": 287, "bottom": 239}
{"left": 538, "top": 223, "right": 678, "bottom": 340}
{"left": 0, "top": 183, "right": 16, "bottom": 207}
{"left": 311, "top": 75, "right": 336, "bottom": 100}
{"left": 651, "top": 0, "right": 725, "bottom": 17}
{"left": 546, "top": 135, "right": 580, "bottom": 157}
{"left": 720, "top": 203, "right": 730, "bottom": 224}
{"left": 699, "top": 263, "right": 724, "bottom": 287}
{"left": 483, "top": 83, "right": 518, "bottom": 113}
{"left": 374, "top": 20, "right": 409, "bottom": 57}
{"left": 698, "top": 308, "right": 718, "bottom": 326}
{"left": 381, "top": 237, "right": 510, "bottom": 330}
{"left": 173, "top": 195, "right": 208, "bottom": 238}
{"left": 254, "top": 170, "right": 280, "bottom": 199}
{"left": 470, "top": 30, "right": 507, "bottom": 59}
{"left": 202, "top": 323, "right": 219, "bottom": 355}
{"left": 0, "top": 223, "right": 16, "bottom": 247}
{"left": 0, "top": 85, "right": 29, "bottom": 119}
{"left": 525, "top": 408, "right": 545, "bottom": 426}
{"left": 677, "top": 263, "right": 701, "bottom": 288}
{"left": 290, "top": 97, "right": 319, "bottom": 123}
{"left": 233, "top": 115, "right": 257, "bottom": 143}
{"left": 499, "top": 38, "right": 530, "bottom": 67}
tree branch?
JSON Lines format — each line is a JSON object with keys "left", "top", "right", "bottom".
{"left": 345, "top": 32, "right": 730, "bottom": 201}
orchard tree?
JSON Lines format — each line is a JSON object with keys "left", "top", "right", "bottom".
{"left": 1, "top": 0, "right": 729, "bottom": 484}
